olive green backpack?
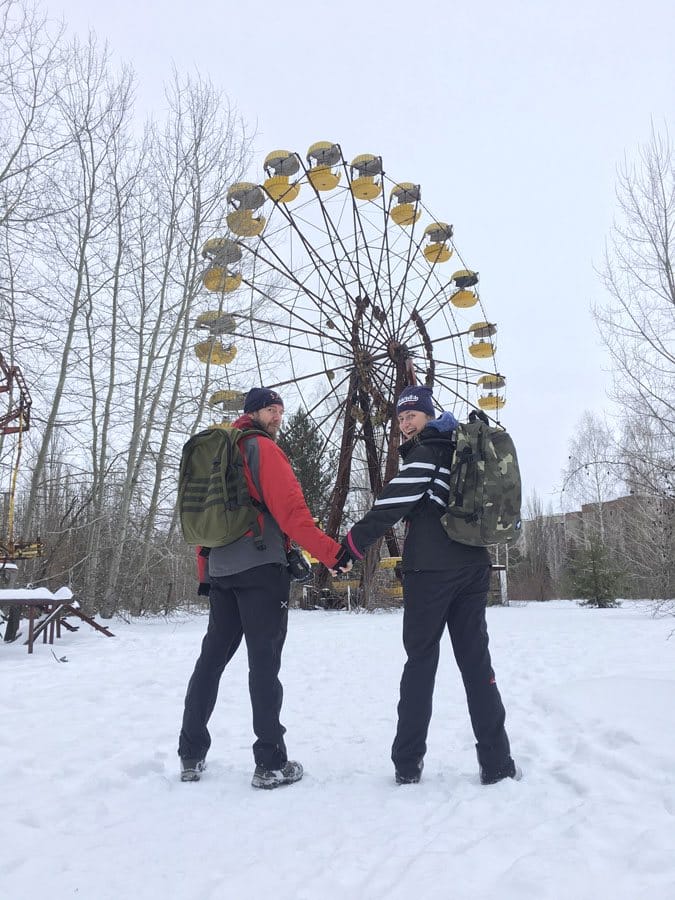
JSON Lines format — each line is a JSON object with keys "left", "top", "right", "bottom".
{"left": 178, "top": 425, "right": 268, "bottom": 548}
{"left": 440, "top": 412, "right": 522, "bottom": 547}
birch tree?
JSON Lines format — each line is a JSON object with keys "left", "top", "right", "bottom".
{"left": 594, "top": 126, "right": 675, "bottom": 502}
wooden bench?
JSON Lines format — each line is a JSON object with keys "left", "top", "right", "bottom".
{"left": 0, "top": 587, "right": 114, "bottom": 653}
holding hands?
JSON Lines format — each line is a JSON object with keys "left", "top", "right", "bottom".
{"left": 329, "top": 538, "right": 357, "bottom": 576}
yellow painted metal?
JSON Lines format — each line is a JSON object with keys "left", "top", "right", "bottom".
{"left": 264, "top": 150, "right": 301, "bottom": 176}
{"left": 469, "top": 340, "right": 496, "bottom": 358}
{"left": 4, "top": 540, "right": 43, "bottom": 560}
{"left": 226, "top": 181, "right": 265, "bottom": 210}
{"left": 424, "top": 222, "right": 453, "bottom": 241}
{"left": 452, "top": 269, "right": 479, "bottom": 288}
{"left": 469, "top": 321, "right": 497, "bottom": 337}
{"left": 450, "top": 289, "right": 478, "bottom": 308}
{"left": 201, "top": 236, "right": 241, "bottom": 263}
{"left": 478, "top": 394, "right": 506, "bottom": 410}
{"left": 331, "top": 579, "right": 361, "bottom": 593}
{"left": 390, "top": 182, "right": 420, "bottom": 201}
{"left": 195, "top": 311, "right": 237, "bottom": 334}
{"left": 477, "top": 374, "right": 506, "bottom": 389}
{"left": 307, "top": 141, "right": 341, "bottom": 165}
{"left": 378, "top": 556, "right": 402, "bottom": 569}
{"left": 383, "top": 585, "right": 404, "bottom": 598}
{"left": 350, "top": 153, "right": 382, "bottom": 174}
{"left": 202, "top": 268, "right": 242, "bottom": 293}
{"left": 423, "top": 243, "right": 452, "bottom": 263}
{"left": 390, "top": 203, "right": 421, "bottom": 226}
{"left": 194, "top": 341, "right": 238, "bottom": 365}
{"left": 209, "top": 389, "right": 246, "bottom": 409}
{"left": 226, "top": 209, "right": 265, "bottom": 236}
{"left": 307, "top": 166, "right": 341, "bottom": 191}
{"left": 350, "top": 176, "right": 381, "bottom": 200}
{"left": 263, "top": 175, "right": 301, "bottom": 203}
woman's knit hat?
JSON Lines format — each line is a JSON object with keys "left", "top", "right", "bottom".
{"left": 396, "top": 385, "right": 434, "bottom": 417}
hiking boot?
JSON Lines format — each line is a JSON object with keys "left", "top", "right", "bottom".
{"left": 395, "top": 760, "right": 424, "bottom": 785}
{"left": 180, "top": 758, "right": 206, "bottom": 782}
{"left": 251, "top": 759, "right": 304, "bottom": 790}
{"left": 479, "top": 758, "right": 522, "bottom": 785}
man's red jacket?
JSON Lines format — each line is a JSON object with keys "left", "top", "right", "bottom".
{"left": 196, "top": 414, "right": 341, "bottom": 582}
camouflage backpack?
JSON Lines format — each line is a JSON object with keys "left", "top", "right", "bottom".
{"left": 178, "top": 425, "right": 268, "bottom": 548}
{"left": 440, "top": 412, "right": 522, "bottom": 547}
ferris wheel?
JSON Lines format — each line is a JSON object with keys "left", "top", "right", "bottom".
{"left": 193, "top": 141, "right": 507, "bottom": 545}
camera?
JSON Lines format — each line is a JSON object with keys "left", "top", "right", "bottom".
{"left": 286, "top": 547, "right": 313, "bottom": 584}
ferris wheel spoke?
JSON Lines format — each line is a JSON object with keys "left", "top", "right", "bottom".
{"left": 336, "top": 154, "right": 392, "bottom": 317}
{"left": 262, "top": 191, "right": 363, "bottom": 328}
{"left": 299, "top": 369, "right": 354, "bottom": 421}
{"left": 431, "top": 371, "right": 476, "bottom": 406}
{"left": 252, "top": 217, "right": 351, "bottom": 326}
{"left": 296, "top": 152, "right": 374, "bottom": 301}
{"left": 238, "top": 276, "right": 355, "bottom": 355}
{"left": 314, "top": 397, "right": 354, "bottom": 459}
{"left": 248, "top": 233, "right": 349, "bottom": 328}
{"left": 264, "top": 359, "right": 356, "bottom": 393}
{"left": 231, "top": 309, "right": 350, "bottom": 352}
{"left": 431, "top": 355, "right": 499, "bottom": 378}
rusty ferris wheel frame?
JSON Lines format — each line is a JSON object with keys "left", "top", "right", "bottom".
{"left": 195, "top": 144, "right": 507, "bottom": 554}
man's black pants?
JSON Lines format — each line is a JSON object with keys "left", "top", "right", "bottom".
{"left": 391, "top": 565, "right": 511, "bottom": 777}
{"left": 178, "top": 563, "right": 290, "bottom": 770}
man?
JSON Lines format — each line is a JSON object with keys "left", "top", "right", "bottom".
{"left": 334, "top": 385, "right": 518, "bottom": 787}
{"left": 179, "top": 387, "right": 346, "bottom": 788}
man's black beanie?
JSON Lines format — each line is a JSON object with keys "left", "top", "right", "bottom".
{"left": 244, "top": 387, "right": 284, "bottom": 414}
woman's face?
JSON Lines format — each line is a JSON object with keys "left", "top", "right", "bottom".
{"left": 397, "top": 410, "right": 432, "bottom": 440}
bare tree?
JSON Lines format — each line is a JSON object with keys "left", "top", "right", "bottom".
{"left": 0, "top": 0, "right": 70, "bottom": 229}
{"left": 98, "top": 71, "right": 254, "bottom": 615}
{"left": 508, "top": 492, "right": 555, "bottom": 601}
{"left": 561, "top": 410, "right": 621, "bottom": 540}
{"left": 19, "top": 35, "right": 134, "bottom": 541}
{"left": 594, "top": 125, "right": 675, "bottom": 502}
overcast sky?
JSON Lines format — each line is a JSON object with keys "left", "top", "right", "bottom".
{"left": 52, "top": 0, "right": 675, "bottom": 508}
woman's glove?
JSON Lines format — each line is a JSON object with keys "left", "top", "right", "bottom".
{"left": 333, "top": 539, "right": 357, "bottom": 572}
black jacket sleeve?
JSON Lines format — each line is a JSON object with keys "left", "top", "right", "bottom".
{"left": 346, "top": 439, "right": 451, "bottom": 557}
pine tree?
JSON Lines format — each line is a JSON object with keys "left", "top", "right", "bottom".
{"left": 569, "top": 536, "right": 623, "bottom": 608}
{"left": 277, "top": 409, "right": 336, "bottom": 526}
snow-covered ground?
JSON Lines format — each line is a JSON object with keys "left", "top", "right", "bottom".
{"left": 1, "top": 600, "right": 674, "bottom": 900}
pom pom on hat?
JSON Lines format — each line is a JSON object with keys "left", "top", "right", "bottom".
{"left": 396, "top": 385, "right": 434, "bottom": 417}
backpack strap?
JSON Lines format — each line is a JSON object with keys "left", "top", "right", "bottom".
{"left": 447, "top": 422, "right": 484, "bottom": 522}
{"left": 410, "top": 433, "right": 455, "bottom": 515}
{"left": 237, "top": 426, "right": 274, "bottom": 551}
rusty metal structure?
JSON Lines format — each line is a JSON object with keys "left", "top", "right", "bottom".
{"left": 193, "top": 144, "right": 506, "bottom": 551}
{"left": 1, "top": 351, "right": 42, "bottom": 562}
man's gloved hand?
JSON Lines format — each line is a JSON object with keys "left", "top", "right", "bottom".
{"left": 426, "top": 411, "right": 459, "bottom": 433}
{"left": 198, "top": 582, "right": 210, "bottom": 597}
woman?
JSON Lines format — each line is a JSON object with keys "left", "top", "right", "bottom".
{"left": 334, "top": 385, "right": 519, "bottom": 786}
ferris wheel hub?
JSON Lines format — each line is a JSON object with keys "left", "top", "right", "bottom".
{"left": 386, "top": 340, "right": 410, "bottom": 363}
